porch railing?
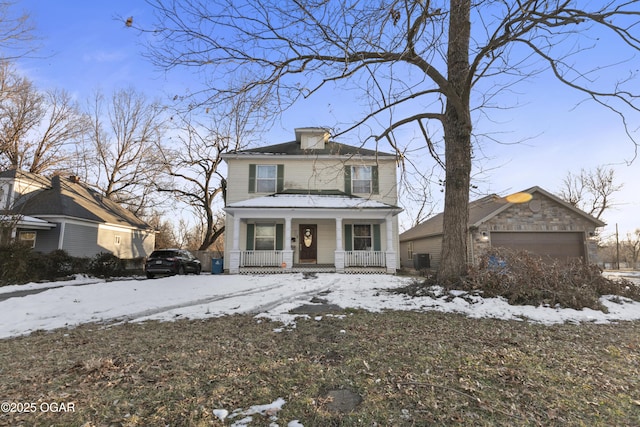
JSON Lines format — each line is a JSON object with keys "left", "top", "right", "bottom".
{"left": 345, "top": 250, "right": 386, "bottom": 267}
{"left": 241, "top": 250, "right": 283, "bottom": 267}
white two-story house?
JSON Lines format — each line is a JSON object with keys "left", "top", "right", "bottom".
{"left": 222, "top": 127, "right": 402, "bottom": 274}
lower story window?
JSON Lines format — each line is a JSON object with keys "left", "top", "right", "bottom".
{"left": 353, "top": 224, "right": 372, "bottom": 250}
{"left": 407, "top": 242, "right": 414, "bottom": 260}
{"left": 255, "top": 224, "right": 275, "bottom": 250}
{"left": 19, "top": 231, "right": 36, "bottom": 248}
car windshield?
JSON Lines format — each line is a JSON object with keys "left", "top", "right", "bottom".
{"left": 149, "top": 250, "right": 179, "bottom": 258}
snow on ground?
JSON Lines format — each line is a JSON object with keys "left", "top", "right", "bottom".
{"left": 212, "top": 397, "right": 290, "bottom": 427}
{"left": 1, "top": 271, "right": 639, "bottom": 340}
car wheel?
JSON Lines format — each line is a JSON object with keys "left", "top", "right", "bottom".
{"left": 146, "top": 272, "right": 154, "bottom": 279}
{"left": 195, "top": 265, "right": 201, "bottom": 275}
{"left": 178, "top": 265, "right": 185, "bottom": 275}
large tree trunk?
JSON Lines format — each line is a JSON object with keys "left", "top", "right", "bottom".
{"left": 437, "top": 0, "right": 472, "bottom": 282}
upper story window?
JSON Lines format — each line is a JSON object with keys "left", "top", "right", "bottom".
{"left": 351, "top": 166, "right": 372, "bottom": 193}
{"left": 249, "top": 164, "right": 284, "bottom": 193}
{"left": 256, "top": 165, "right": 277, "bottom": 192}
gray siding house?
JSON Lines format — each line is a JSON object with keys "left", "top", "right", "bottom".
{"left": 0, "top": 169, "right": 155, "bottom": 259}
{"left": 399, "top": 186, "right": 605, "bottom": 270}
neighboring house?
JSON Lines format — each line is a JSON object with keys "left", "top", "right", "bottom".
{"left": 221, "top": 127, "right": 403, "bottom": 274}
{"left": 0, "top": 169, "right": 155, "bottom": 260}
{"left": 399, "top": 186, "right": 605, "bottom": 270}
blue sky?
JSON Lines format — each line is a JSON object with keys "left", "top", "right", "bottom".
{"left": 14, "top": 0, "right": 640, "bottom": 239}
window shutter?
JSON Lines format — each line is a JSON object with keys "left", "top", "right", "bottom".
{"left": 373, "top": 224, "right": 381, "bottom": 251}
{"left": 372, "top": 165, "right": 379, "bottom": 194}
{"left": 275, "top": 224, "right": 284, "bottom": 250}
{"left": 344, "top": 165, "right": 351, "bottom": 195}
{"left": 277, "top": 165, "right": 284, "bottom": 192}
{"left": 344, "top": 224, "right": 352, "bottom": 251}
{"left": 246, "top": 224, "right": 254, "bottom": 250}
{"left": 248, "top": 164, "right": 256, "bottom": 193}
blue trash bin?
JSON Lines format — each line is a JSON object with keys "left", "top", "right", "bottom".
{"left": 211, "top": 258, "right": 223, "bottom": 274}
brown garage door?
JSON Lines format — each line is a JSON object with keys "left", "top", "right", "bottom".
{"left": 490, "top": 232, "right": 585, "bottom": 261}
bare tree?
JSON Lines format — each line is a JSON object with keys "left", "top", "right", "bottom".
{"left": 0, "top": 1, "right": 34, "bottom": 60}
{"left": 400, "top": 158, "right": 441, "bottom": 229}
{"left": 28, "top": 89, "right": 90, "bottom": 174}
{"left": 0, "top": 62, "right": 88, "bottom": 173}
{"left": 146, "top": 211, "right": 179, "bottom": 249}
{"left": 157, "top": 91, "right": 263, "bottom": 251}
{"left": 156, "top": 116, "right": 227, "bottom": 251}
{"left": 145, "top": 0, "right": 640, "bottom": 280}
{"left": 623, "top": 229, "right": 640, "bottom": 269}
{"left": 0, "top": 62, "right": 41, "bottom": 169}
{"left": 85, "top": 88, "right": 166, "bottom": 216}
{"left": 560, "top": 166, "right": 622, "bottom": 221}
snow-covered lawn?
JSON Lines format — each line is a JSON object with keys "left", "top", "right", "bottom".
{"left": 1, "top": 271, "right": 639, "bottom": 340}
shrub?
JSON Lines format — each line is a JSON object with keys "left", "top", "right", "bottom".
{"left": 0, "top": 243, "right": 32, "bottom": 286}
{"left": 88, "top": 252, "right": 125, "bottom": 278}
{"left": 1, "top": 246, "right": 132, "bottom": 286}
{"left": 45, "top": 249, "right": 76, "bottom": 277}
{"left": 398, "top": 248, "right": 640, "bottom": 312}
{"left": 29, "top": 249, "right": 80, "bottom": 281}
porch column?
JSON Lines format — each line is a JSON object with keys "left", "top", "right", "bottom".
{"left": 229, "top": 215, "right": 241, "bottom": 274}
{"left": 57, "top": 221, "right": 66, "bottom": 249}
{"left": 385, "top": 215, "right": 397, "bottom": 274}
{"left": 282, "top": 216, "right": 293, "bottom": 271}
{"left": 232, "top": 215, "right": 240, "bottom": 250}
{"left": 334, "top": 217, "right": 344, "bottom": 273}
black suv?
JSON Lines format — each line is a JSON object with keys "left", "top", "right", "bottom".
{"left": 145, "top": 249, "right": 202, "bottom": 279}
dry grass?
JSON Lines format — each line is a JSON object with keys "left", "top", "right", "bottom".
{"left": 1, "top": 312, "right": 639, "bottom": 426}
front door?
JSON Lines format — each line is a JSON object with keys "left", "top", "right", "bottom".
{"left": 299, "top": 224, "right": 317, "bottom": 263}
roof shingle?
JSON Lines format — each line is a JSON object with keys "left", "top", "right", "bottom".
{"left": 7, "top": 171, "right": 150, "bottom": 229}
{"left": 234, "top": 140, "right": 395, "bottom": 157}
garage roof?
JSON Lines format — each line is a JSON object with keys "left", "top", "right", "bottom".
{"left": 399, "top": 186, "right": 605, "bottom": 242}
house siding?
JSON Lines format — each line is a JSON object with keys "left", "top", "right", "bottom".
{"left": 31, "top": 227, "right": 60, "bottom": 253}
{"left": 226, "top": 158, "right": 398, "bottom": 206}
{"left": 97, "top": 224, "right": 154, "bottom": 259}
{"left": 400, "top": 236, "right": 441, "bottom": 269}
{"left": 62, "top": 222, "right": 101, "bottom": 257}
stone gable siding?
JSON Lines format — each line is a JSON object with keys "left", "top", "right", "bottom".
{"left": 470, "top": 193, "right": 600, "bottom": 264}
{"left": 486, "top": 193, "right": 597, "bottom": 232}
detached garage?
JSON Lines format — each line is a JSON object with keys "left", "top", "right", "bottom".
{"left": 399, "top": 186, "right": 604, "bottom": 270}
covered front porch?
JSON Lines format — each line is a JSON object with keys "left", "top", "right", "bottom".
{"left": 223, "top": 193, "right": 402, "bottom": 274}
